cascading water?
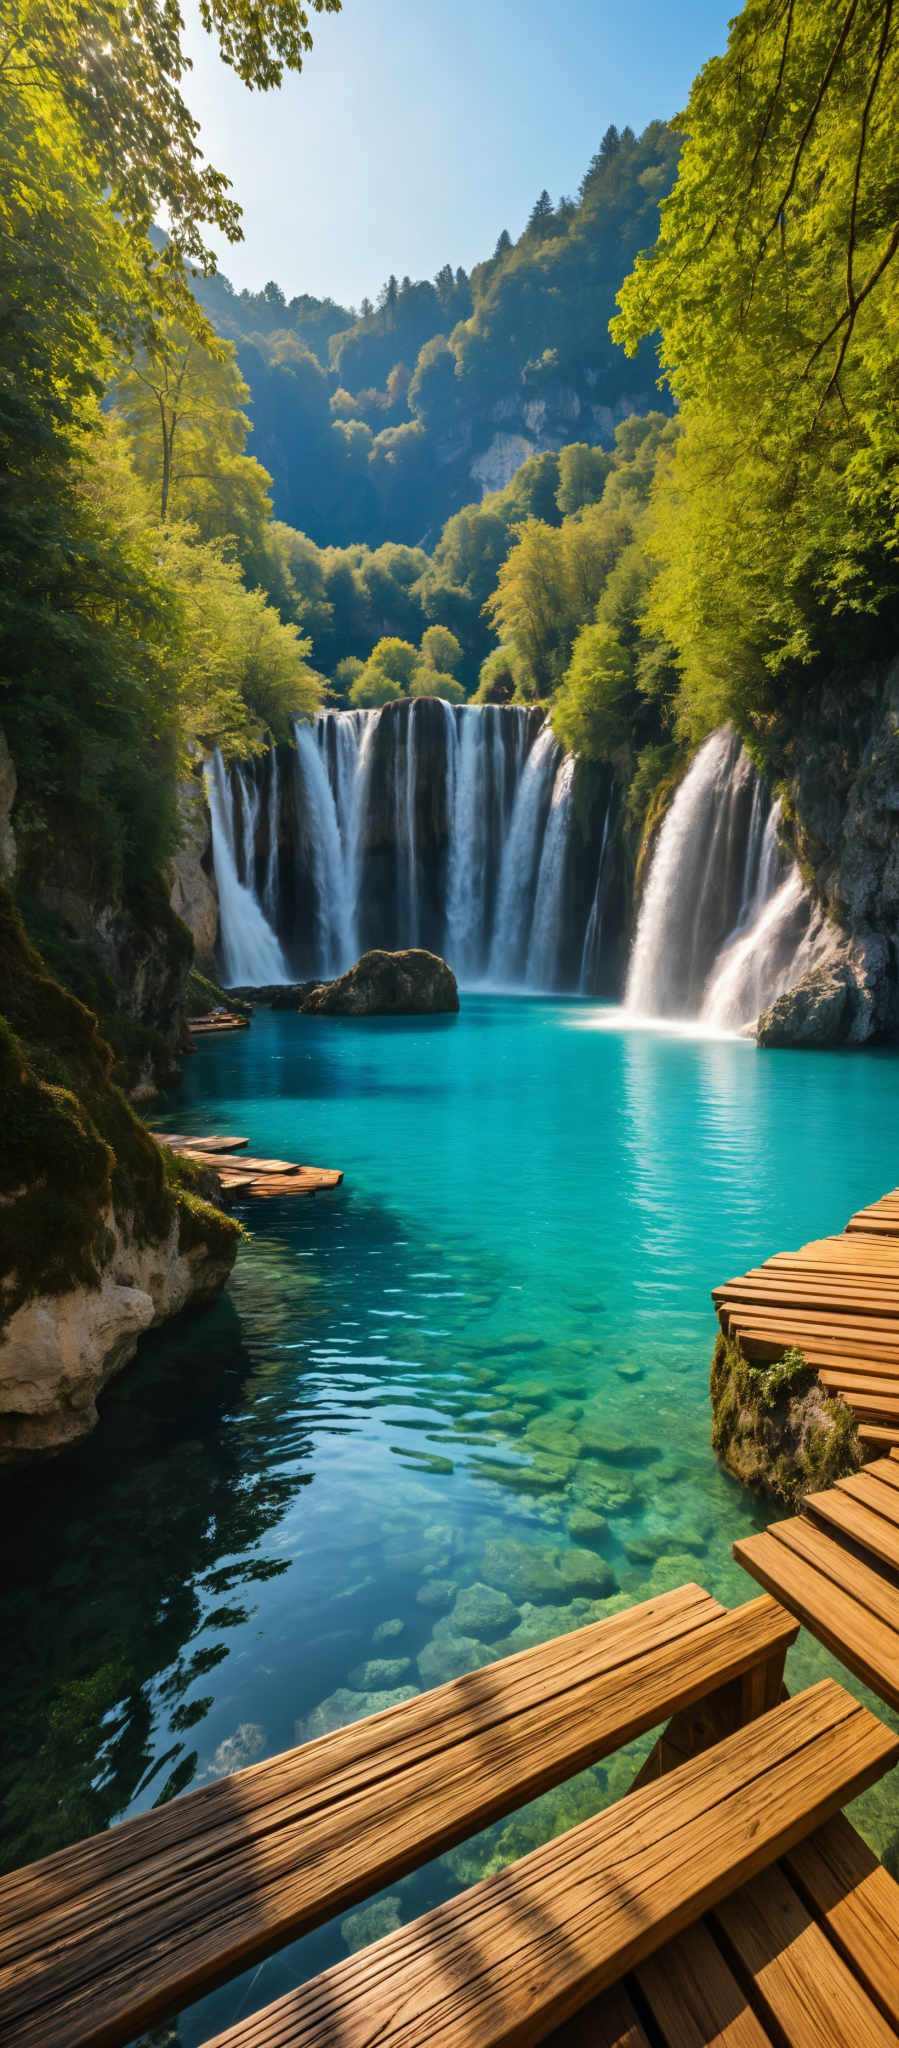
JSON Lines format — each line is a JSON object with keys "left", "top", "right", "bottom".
{"left": 207, "top": 702, "right": 593, "bottom": 992}
{"left": 626, "top": 726, "right": 835, "bottom": 1030}
{"left": 579, "top": 793, "right": 614, "bottom": 994}
{"left": 204, "top": 753, "right": 289, "bottom": 987}
{"left": 527, "top": 755, "right": 576, "bottom": 989}
{"left": 486, "top": 725, "right": 562, "bottom": 984}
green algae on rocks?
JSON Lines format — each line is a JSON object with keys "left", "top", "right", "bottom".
{"left": 710, "top": 1330, "right": 862, "bottom": 1505}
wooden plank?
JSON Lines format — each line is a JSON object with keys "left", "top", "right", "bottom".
{"left": 202, "top": 1683, "right": 898, "bottom": 2048}
{"left": 757, "top": 1515, "right": 899, "bottom": 1631}
{"left": 802, "top": 1485, "right": 899, "bottom": 1573}
{"left": 714, "top": 1279, "right": 899, "bottom": 1313}
{"left": 734, "top": 1526, "right": 899, "bottom": 1710}
{"left": 824, "top": 1391, "right": 899, "bottom": 1425}
{"left": 1, "top": 1592, "right": 799, "bottom": 2048}
{"left": 154, "top": 1135, "right": 249, "bottom": 1153}
{"left": 785, "top": 1812, "right": 899, "bottom": 2029}
{"left": 541, "top": 1983, "right": 652, "bottom": 2048}
{"left": 861, "top": 1426, "right": 899, "bottom": 1452}
{"left": 635, "top": 1920, "right": 775, "bottom": 2047}
{"left": 839, "top": 1474, "right": 899, "bottom": 1523}
{"left": 174, "top": 1150, "right": 301, "bottom": 1175}
{"left": 712, "top": 1861, "right": 899, "bottom": 2048}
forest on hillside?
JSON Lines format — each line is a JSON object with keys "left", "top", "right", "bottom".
{"left": 3, "top": 0, "right": 899, "bottom": 1001}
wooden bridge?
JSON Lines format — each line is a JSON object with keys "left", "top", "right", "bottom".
{"left": 9, "top": 1189, "right": 899, "bottom": 2045}
{"left": 713, "top": 1186, "right": 899, "bottom": 1451}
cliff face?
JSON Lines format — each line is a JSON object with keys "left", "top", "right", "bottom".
{"left": 466, "top": 379, "right": 656, "bottom": 499}
{"left": 753, "top": 654, "right": 899, "bottom": 1046}
{"left": 0, "top": 887, "right": 239, "bottom": 1461}
{"left": 170, "top": 769, "right": 219, "bottom": 972}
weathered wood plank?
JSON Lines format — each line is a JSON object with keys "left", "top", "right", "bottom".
{"left": 785, "top": 1812, "right": 899, "bottom": 2028}
{"left": 734, "top": 1526, "right": 899, "bottom": 1710}
{"left": 712, "top": 1861, "right": 899, "bottom": 2048}
{"left": 635, "top": 1920, "right": 776, "bottom": 2047}
{"left": 2, "top": 1591, "right": 798, "bottom": 2048}
{"left": 202, "top": 1683, "right": 898, "bottom": 2048}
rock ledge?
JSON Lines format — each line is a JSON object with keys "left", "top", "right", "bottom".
{"left": 300, "top": 949, "right": 459, "bottom": 1017}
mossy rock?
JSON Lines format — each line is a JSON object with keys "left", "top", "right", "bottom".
{"left": 710, "top": 1330, "right": 862, "bottom": 1505}
{"left": 0, "top": 885, "right": 238, "bottom": 1330}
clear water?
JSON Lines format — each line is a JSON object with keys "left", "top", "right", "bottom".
{"left": 4, "top": 997, "right": 899, "bottom": 2044}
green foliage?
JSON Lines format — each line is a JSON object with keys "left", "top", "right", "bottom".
{"left": 710, "top": 1331, "right": 861, "bottom": 1504}
{"left": 350, "top": 637, "right": 419, "bottom": 706}
{"left": 613, "top": 0, "right": 899, "bottom": 736}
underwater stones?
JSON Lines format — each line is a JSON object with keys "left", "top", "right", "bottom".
{"left": 341, "top": 1896, "right": 403, "bottom": 1954}
{"left": 300, "top": 948, "right": 459, "bottom": 1016}
{"left": 567, "top": 1505, "right": 610, "bottom": 1546}
{"left": 579, "top": 1429, "right": 659, "bottom": 1467}
{"left": 623, "top": 1529, "right": 707, "bottom": 1567}
{"left": 415, "top": 1576, "right": 458, "bottom": 1611}
{"left": 478, "top": 1454, "right": 575, "bottom": 1493}
{"left": 348, "top": 1657, "right": 413, "bottom": 1689}
{"left": 482, "top": 1406, "right": 527, "bottom": 1433}
{"left": 450, "top": 1582, "right": 520, "bottom": 1639}
{"left": 577, "top": 1472, "right": 641, "bottom": 1514}
{"left": 615, "top": 1362, "right": 645, "bottom": 1382}
{"left": 647, "top": 1550, "right": 709, "bottom": 1597}
{"left": 479, "top": 1537, "right": 570, "bottom": 1606}
{"left": 297, "top": 1684, "right": 418, "bottom": 1743}
{"left": 417, "top": 1629, "right": 494, "bottom": 1686}
{"left": 372, "top": 1617, "right": 405, "bottom": 1643}
{"left": 557, "top": 1547, "right": 617, "bottom": 1598}
{"left": 523, "top": 1416, "right": 581, "bottom": 1459}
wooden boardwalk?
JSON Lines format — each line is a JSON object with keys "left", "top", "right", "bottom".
{"left": 11, "top": 1186, "right": 899, "bottom": 2044}
{"left": 736, "top": 1450, "right": 899, "bottom": 1714}
{"left": 156, "top": 1131, "right": 343, "bottom": 1199}
{"left": 713, "top": 1187, "right": 899, "bottom": 1451}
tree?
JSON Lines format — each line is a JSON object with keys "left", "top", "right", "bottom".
{"left": 410, "top": 665, "right": 464, "bottom": 701}
{"left": 115, "top": 325, "right": 268, "bottom": 530}
{"left": 350, "top": 636, "right": 418, "bottom": 705}
{"left": 420, "top": 623, "right": 462, "bottom": 674}
{"left": 613, "top": 0, "right": 899, "bottom": 729}
{"left": 494, "top": 230, "right": 512, "bottom": 259}
{"left": 526, "top": 189, "right": 556, "bottom": 237}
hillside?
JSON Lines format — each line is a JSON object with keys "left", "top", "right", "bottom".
{"left": 193, "top": 121, "right": 679, "bottom": 547}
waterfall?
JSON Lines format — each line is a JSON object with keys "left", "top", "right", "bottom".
{"left": 487, "top": 725, "right": 561, "bottom": 984}
{"left": 527, "top": 755, "right": 576, "bottom": 989}
{"left": 204, "top": 754, "right": 289, "bottom": 987}
{"left": 206, "top": 702, "right": 594, "bottom": 992}
{"left": 626, "top": 726, "right": 835, "bottom": 1031}
{"left": 579, "top": 792, "right": 613, "bottom": 993}
{"left": 292, "top": 719, "right": 354, "bottom": 976}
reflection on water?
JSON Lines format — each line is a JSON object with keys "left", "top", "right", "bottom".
{"left": 3, "top": 998, "right": 899, "bottom": 2043}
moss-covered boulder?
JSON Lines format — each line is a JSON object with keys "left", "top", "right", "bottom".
{"left": 710, "top": 1330, "right": 862, "bottom": 1504}
{"left": 0, "top": 887, "right": 239, "bottom": 1460}
{"left": 300, "top": 948, "right": 459, "bottom": 1016}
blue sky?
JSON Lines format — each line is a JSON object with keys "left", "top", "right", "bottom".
{"left": 182, "top": 0, "right": 733, "bottom": 309}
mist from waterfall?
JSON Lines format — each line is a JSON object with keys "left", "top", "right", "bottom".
{"left": 626, "top": 726, "right": 834, "bottom": 1031}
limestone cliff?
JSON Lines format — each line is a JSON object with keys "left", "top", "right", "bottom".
{"left": 170, "top": 768, "right": 219, "bottom": 971}
{"left": 0, "top": 888, "right": 239, "bottom": 1460}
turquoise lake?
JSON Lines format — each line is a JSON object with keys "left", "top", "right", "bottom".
{"left": 4, "top": 996, "right": 899, "bottom": 2042}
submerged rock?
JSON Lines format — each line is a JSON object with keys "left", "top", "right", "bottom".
{"left": 300, "top": 948, "right": 459, "bottom": 1017}
{"left": 557, "top": 1547, "right": 617, "bottom": 1597}
{"left": 451, "top": 1582, "right": 520, "bottom": 1639}
{"left": 297, "top": 1683, "right": 418, "bottom": 1743}
{"left": 341, "top": 1897, "right": 403, "bottom": 1954}
{"left": 348, "top": 1656, "right": 413, "bottom": 1689}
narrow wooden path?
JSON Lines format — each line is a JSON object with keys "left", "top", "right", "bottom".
{"left": 714, "top": 1188, "right": 899, "bottom": 1451}
{"left": 155, "top": 1131, "right": 343, "bottom": 1199}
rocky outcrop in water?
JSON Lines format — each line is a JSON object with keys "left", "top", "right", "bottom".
{"left": 756, "top": 962, "right": 854, "bottom": 1048}
{"left": 300, "top": 948, "right": 459, "bottom": 1016}
{"left": 0, "top": 1208, "right": 236, "bottom": 1460}
{"left": 710, "top": 1332, "right": 861, "bottom": 1504}
{"left": 0, "top": 886, "right": 239, "bottom": 1461}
